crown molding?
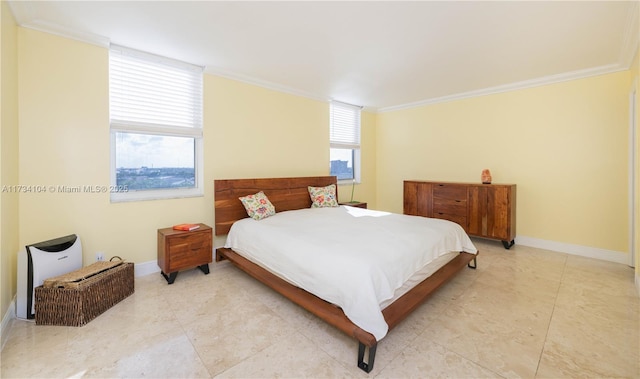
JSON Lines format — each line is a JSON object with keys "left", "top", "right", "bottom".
{"left": 6, "top": 0, "right": 34, "bottom": 26}
{"left": 7, "top": 1, "right": 109, "bottom": 46}
{"left": 377, "top": 63, "right": 627, "bottom": 113}
{"left": 18, "top": 19, "right": 110, "bottom": 48}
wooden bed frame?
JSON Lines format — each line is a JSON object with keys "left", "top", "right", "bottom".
{"left": 214, "top": 176, "right": 478, "bottom": 373}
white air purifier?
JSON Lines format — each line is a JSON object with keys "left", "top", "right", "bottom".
{"left": 16, "top": 234, "right": 83, "bottom": 320}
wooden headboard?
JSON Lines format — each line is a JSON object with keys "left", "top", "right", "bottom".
{"left": 214, "top": 176, "right": 338, "bottom": 235}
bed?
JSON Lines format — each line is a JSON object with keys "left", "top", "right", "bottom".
{"left": 214, "top": 176, "right": 478, "bottom": 372}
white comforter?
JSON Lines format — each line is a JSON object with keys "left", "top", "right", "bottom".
{"left": 224, "top": 206, "right": 477, "bottom": 341}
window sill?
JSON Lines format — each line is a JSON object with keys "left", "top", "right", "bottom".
{"left": 337, "top": 179, "right": 361, "bottom": 185}
{"left": 110, "top": 187, "right": 204, "bottom": 203}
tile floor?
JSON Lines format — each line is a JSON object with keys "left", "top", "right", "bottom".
{"left": 1, "top": 239, "right": 639, "bottom": 378}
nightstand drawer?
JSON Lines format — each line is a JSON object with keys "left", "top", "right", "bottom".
{"left": 168, "top": 233, "right": 209, "bottom": 252}
{"left": 168, "top": 240, "right": 208, "bottom": 258}
{"left": 169, "top": 244, "right": 210, "bottom": 271}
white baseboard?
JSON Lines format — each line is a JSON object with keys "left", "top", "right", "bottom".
{"left": 516, "top": 235, "right": 631, "bottom": 266}
{"left": 1, "top": 296, "right": 16, "bottom": 350}
{"left": 134, "top": 260, "right": 160, "bottom": 277}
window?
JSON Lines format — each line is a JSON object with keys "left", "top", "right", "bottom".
{"left": 330, "top": 101, "right": 361, "bottom": 182}
{"left": 109, "top": 45, "right": 203, "bottom": 202}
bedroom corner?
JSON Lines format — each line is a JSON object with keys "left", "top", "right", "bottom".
{"left": 1, "top": 0, "right": 20, "bottom": 348}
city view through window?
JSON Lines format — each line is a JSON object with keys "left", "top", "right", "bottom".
{"left": 330, "top": 148, "right": 354, "bottom": 180}
{"left": 115, "top": 133, "right": 196, "bottom": 190}
{"left": 116, "top": 167, "right": 195, "bottom": 190}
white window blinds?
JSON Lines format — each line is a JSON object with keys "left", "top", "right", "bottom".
{"left": 109, "top": 45, "right": 203, "bottom": 133}
{"left": 330, "top": 101, "right": 361, "bottom": 149}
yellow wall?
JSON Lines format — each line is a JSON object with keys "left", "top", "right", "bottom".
{"left": 16, "top": 28, "right": 382, "bottom": 268}
{"left": 205, "top": 75, "right": 328, "bottom": 180}
{"left": 377, "top": 72, "right": 630, "bottom": 253}
{"left": 1, "top": 1, "right": 20, "bottom": 325}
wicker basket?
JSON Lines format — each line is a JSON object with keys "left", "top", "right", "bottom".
{"left": 35, "top": 260, "right": 134, "bottom": 326}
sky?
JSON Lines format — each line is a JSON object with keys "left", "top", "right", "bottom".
{"left": 115, "top": 132, "right": 195, "bottom": 168}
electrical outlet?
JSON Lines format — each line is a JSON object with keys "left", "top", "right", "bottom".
{"left": 96, "top": 252, "right": 105, "bottom": 261}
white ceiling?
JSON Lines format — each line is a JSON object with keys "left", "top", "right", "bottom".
{"left": 7, "top": 1, "right": 640, "bottom": 111}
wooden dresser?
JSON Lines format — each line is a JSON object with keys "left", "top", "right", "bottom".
{"left": 157, "top": 223, "right": 212, "bottom": 284}
{"left": 404, "top": 181, "right": 516, "bottom": 249}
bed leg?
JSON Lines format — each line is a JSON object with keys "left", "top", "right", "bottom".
{"left": 357, "top": 342, "right": 377, "bottom": 373}
{"left": 467, "top": 257, "right": 477, "bottom": 269}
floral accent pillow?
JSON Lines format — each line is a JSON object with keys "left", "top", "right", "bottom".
{"left": 308, "top": 184, "right": 339, "bottom": 208}
{"left": 239, "top": 191, "right": 276, "bottom": 220}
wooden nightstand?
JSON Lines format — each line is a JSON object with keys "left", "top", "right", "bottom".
{"left": 339, "top": 201, "right": 367, "bottom": 209}
{"left": 157, "top": 223, "right": 212, "bottom": 284}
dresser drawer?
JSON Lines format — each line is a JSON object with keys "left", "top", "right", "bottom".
{"left": 432, "top": 213, "right": 467, "bottom": 228}
{"left": 432, "top": 184, "right": 468, "bottom": 228}
{"left": 433, "top": 184, "right": 467, "bottom": 201}
{"left": 433, "top": 197, "right": 467, "bottom": 216}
